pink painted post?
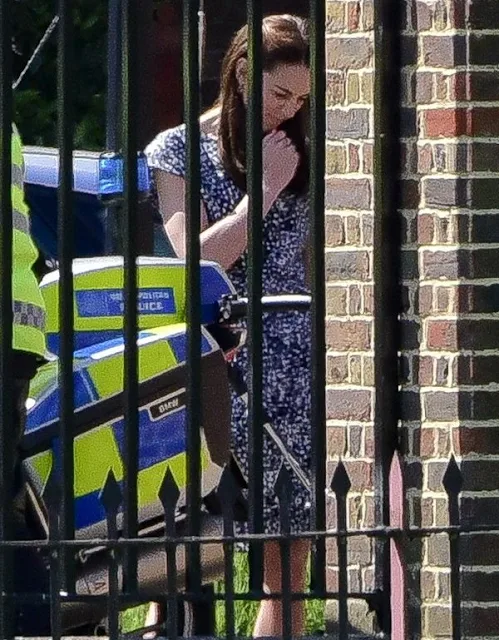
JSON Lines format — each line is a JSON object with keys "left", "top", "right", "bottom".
{"left": 389, "top": 450, "right": 407, "bottom": 639}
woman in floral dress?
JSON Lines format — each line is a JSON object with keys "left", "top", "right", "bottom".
{"left": 145, "top": 15, "right": 312, "bottom": 637}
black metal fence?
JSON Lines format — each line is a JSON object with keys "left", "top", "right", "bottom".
{"left": 1, "top": 0, "right": 486, "bottom": 639}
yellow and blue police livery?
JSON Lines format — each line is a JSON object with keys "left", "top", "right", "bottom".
{"left": 40, "top": 256, "right": 235, "bottom": 354}
{"left": 22, "top": 258, "right": 237, "bottom": 539}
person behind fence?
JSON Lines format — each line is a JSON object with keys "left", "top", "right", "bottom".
{"left": 145, "top": 14, "right": 312, "bottom": 638}
{"left": 4, "top": 124, "right": 51, "bottom": 634}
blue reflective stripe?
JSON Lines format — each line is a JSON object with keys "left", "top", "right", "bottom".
{"left": 74, "top": 490, "right": 108, "bottom": 530}
{"left": 166, "top": 333, "right": 213, "bottom": 363}
{"left": 25, "top": 369, "right": 98, "bottom": 433}
{"left": 47, "top": 329, "right": 125, "bottom": 355}
{"left": 112, "top": 405, "right": 186, "bottom": 471}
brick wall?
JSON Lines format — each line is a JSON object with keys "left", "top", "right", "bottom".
{"left": 326, "top": 0, "right": 499, "bottom": 636}
{"left": 324, "top": 0, "right": 376, "bottom": 634}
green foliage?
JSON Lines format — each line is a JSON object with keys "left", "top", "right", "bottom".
{"left": 13, "top": 1, "right": 108, "bottom": 150}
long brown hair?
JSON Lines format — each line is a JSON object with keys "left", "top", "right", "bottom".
{"left": 216, "top": 14, "right": 309, "bottom": 195}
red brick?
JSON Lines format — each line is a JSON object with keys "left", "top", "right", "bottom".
{"left": 325, "top": 178, "right": 372, "bottom": 210}
{"left": 421, "top": 571, "right": 435, "bottom": 601}
{"left": 363, "top": 567, "right": 375, "bottom": 591}
{"left": 327, "top": 38, "right": 373, "bottom": 71}
{"left": 363, "top": 496, "right": 374, "bottom": 529}
{"left": 427, "top": 320, "right": 458, "bottom": 350}
{"left": 349, "top": 354, "right": 362, "bottom": 384}
{"left": 455, "top": 427, "right": 499, "bottom": 456}
{"left": 422, "top": 36, "right": 457, "bottom": 67}
{"left": 349, "top": 284, "right": 362, "bottom": 314}
{"left": 449, "top": 71, "right": 468, "bottom": 101}
{"left": 418, "top": 287, "right": 433, "bottom": 316}
{"left": 347, "top": 1, "right": 361, "bottom": 31}
{"left": 327, "top": 354, "right": 348, "bottom": 383}
{"left": 416, "top": 1, "right": 432, "bottom": 30}
{"left": 349, "top": 425, "right": 363, "bottom": 456}
{"left": 420, "top": 428, "right": 436, "bottom": 457}
{"left": 422, "top": 497, "right": 434, "bottom": 528}
{"left": 463, "top": 607, "right": 499, "bottom": 637}
{"left": 434, "top": 498, "right": 449, "bottom": 527}
{"left": 449, "top": 1, "right": 466, "bottom": 29}
{"left": 471, "top": 107, "right": 499, "bottom": 136}
{"left": 326, "top": 250, "right": 371, "bottom": 281}
{"left": 423, "top": 107, "right": 499, "bottom": 139}
{"left": 435, "top": 73, "right": 447, "bottom": 101}
{"left": 326, "top": 214, "right": 345, "bottom": 246}
{"left": 349, "top": 494, "right": 366, "bottom": 528}
{"left": 326, "top": 389, "right": 372, "bottom": 421}
{"left": 422, "top": 250, "right": 458, "bottom": 279}
{"left": 400, "top": 180, "right": 420, "bottom": 209}
{"left": 363, "top": 143, "right": 373, "bottom": 173}
{"left": 347, "top": 535, "right": 372, "bottom": 567}
{"left": 418, "top": 144, "right": 434, "bottom": 173}
{"left": 363, "top": 285, "right": 373, "bottom": 314}
{"left": 327, "top": 460, "right": 373, "bottom": 491}
{"left": 326, "top": 286, "right": 348, "bottom": 315}
{"left": 327, "top": 72, "right": 346, "bottom": 105}
{"left": 365, "top": 425, "right": 374, "bottom": 457}
{"left": 435, "top": 287, "right": 451, "bottom": 313}
{"left": 346, "top": 216, "right": 361, "bottom": 245}
{"left": 402, "top": 141, "right": 418, "bottom": 174}
{"left": 418, "top": 214, "right": 435, "bottom": 244}
{"left": 422, "top": 108, "right": 467, "bottom": 138}
{"left": 435, "top": 356, "right": 450, "bottom": 385}
{"left": 419, "top": 356, "right": 434, "bottom": 386}
{"left": 362, "top": 1, "right": 374, "bottom": 30}
{"left": 326, "top": 567, "right": 338, "bottom": 592}
{"left": 437, "top": 428, "right": 451, "bottom": 455}
{"left": 348, "top": 143, "right": 360, "bottom": 172}
{"left": 327, "top": 426, "right": 347, "bottom": 456}
{"left": 326, "top": 319, "right": 372, "bottom": 350}
{"left": 416, "top": 72, "right": 433, "bottom": 104}
{"left": 435, "top": 216, "right": 450, "bottom": 243}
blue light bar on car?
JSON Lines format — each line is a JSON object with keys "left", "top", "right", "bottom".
{"left": 22, "top": 146, "right": 150, "bottom": 196}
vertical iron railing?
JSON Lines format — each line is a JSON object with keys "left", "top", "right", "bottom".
{"left": 5, "top": 1, "right": 499, "bottom": 638}
{"left": 122, "top": 0, "right": 140, "bottom": 596}
{"left": 373, "top": 0, "right": 403, "bottom": 630}
{"left": 309, "top": 0, "right": 327, "bottom": 601}
{"left": 246, "top": 0, "right": 265, "bottom": 602}
{"left": 104, "top": 0, "right": 122, "bottom": 254}
{"left": 57, "top": 0, "right": 75, "bottom": 605}
{"left": 0, "top": 1, "right": 14, "bottom": 636}
{"left": 184, "top": 0, "right": 203, "bottom": 610}
{"left": 106, "top": 0, "right": 122, "bottom": 152}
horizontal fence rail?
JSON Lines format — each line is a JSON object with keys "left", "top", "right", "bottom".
{"left": 0, "top": 449, "right": 474, "bottom": 639}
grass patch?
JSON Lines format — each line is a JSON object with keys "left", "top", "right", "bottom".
{"left": 121, "top": 552, "right": 325, "bottom": 636}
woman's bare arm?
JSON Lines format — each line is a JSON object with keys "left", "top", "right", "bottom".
{"left": 155, "top": 171, "right": 275, "bottom": 270}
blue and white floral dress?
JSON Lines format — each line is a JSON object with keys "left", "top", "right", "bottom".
{"left": 145, "top": 124, "right": 312, "bottom": 534}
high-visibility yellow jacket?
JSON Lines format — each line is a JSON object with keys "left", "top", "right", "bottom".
{"left": 9, "top": 125, "right": 46, "bottom": 358}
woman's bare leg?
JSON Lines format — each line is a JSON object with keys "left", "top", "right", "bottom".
{"left": 253, "top": 539, "right": 310, "bottom": 638}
